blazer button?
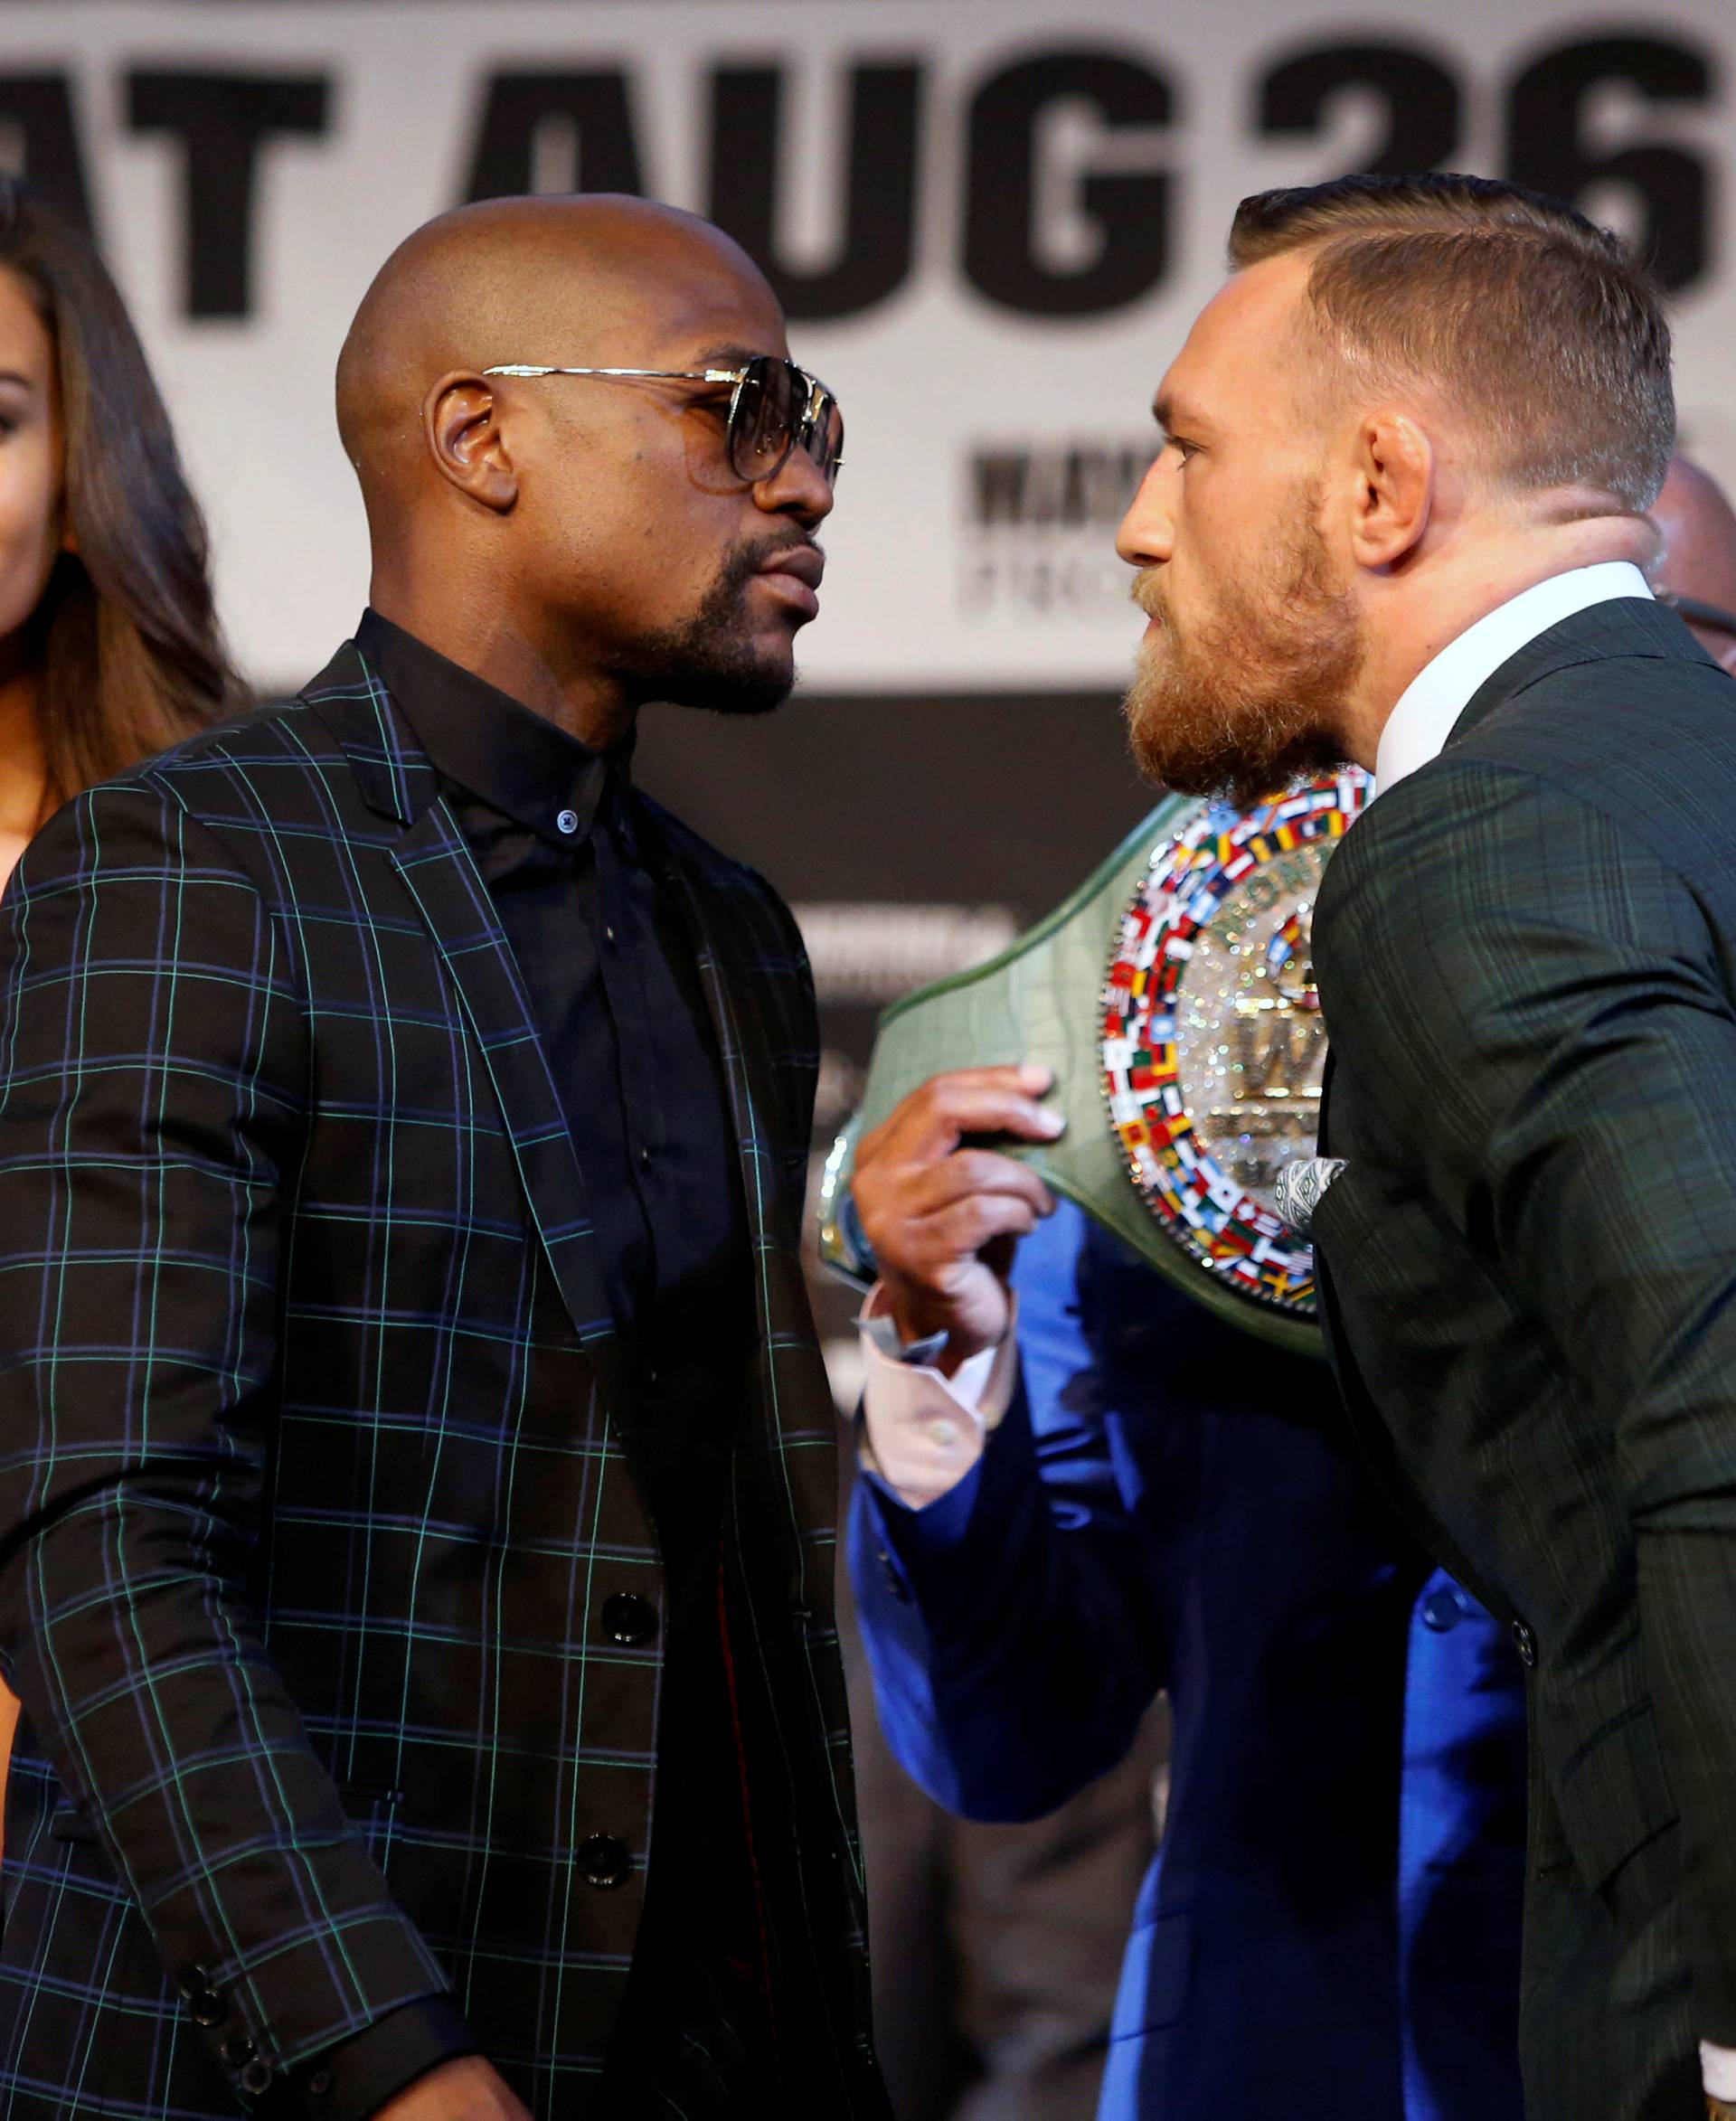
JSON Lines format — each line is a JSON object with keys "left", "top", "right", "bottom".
{"left": 239, "top": 2058, "right": 275, "bottom": 2096}
{"left": 1510, "top": 1618, "right": 1538, "bottom": 1668}
{"left": 180, "top": 1974, "right": 225, "bottom": 2028}
{"left": 578, "top": 1833, "right": 632, "bottom": 1888}
{"left": 601, "top": 1592, "right": 656, "bottom": 1645}
{"left": 220, "top": 2032, "right": 257, "bottom": 2067}
{"left": 1420, "top": 1586, "right": 1466, "bottom": 1632}
{"left": 879, "top": 1551, "right": 911, "bottom": 1605}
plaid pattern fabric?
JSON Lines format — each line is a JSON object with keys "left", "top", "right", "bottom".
{"left": 1311, "top": 599, "right": 1736, "bottom": 2114}
{"left": 0, "top": 642, "right": 877, "bottom": 2116}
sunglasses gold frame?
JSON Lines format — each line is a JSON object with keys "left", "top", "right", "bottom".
{"left": 481, "top": 357, "right": 844, "bottom": 484}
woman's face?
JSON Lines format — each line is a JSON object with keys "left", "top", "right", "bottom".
{"left": 0, "top": 266, "right": 63, "bottom": 665}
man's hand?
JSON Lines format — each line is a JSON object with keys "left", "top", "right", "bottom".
{"left": 852, "top": 1064, "right": 1061, "bottom": 1367}
{"left": 375, "top": 2057, "right": 533, "bottom": 2119}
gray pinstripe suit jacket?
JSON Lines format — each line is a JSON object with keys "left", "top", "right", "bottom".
{"left": 1312, "top": 597, "right": 1736, "bottom": 2120}
{"left": 0, "top": 643, "right": 881, "bottom": 2116}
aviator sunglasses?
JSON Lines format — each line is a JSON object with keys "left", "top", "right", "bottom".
{"left": 483, "top": 353, "right": 844, "bottom": 486}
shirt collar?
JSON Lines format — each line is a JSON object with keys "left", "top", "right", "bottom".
{"left": 1373, "top": 561, "right": 1653, "bottom": 800}
{"left": 354, "top": 608, "right": 631, "bottom": 847}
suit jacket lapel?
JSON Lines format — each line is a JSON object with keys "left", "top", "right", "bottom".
{"left": 1445, "top": 593, "right": 1712, "bottom": 752}
{"left": 651, "top": 837, "right": 841, "bottom": 1630}
{"left": 653, "top": 847, "right": 789, "bottom": 1268}
{"left": 306, "top": 642, "right": 630, "bottom": 1417}
{"left": 1316, "top": 1048, "right": 1335, "bottom": 1157}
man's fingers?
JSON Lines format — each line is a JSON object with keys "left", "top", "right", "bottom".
{"left": 926, "top": 1192, "right": 1043, "bottom": 1259}
{"left": 858, "top": 1065, "right": 1059, "bottom": 1168}
{"left": 854, "top": 1149, "right": 1055, "bottom": 1271}
{"left": 890, "top": 1082, "right": 1064, "bottom": 1163}
{"left": 906, "top": 1148, "right": 1056, "bottom": 1220}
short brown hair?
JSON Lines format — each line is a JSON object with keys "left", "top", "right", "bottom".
{"left": 1229, "top": 173, "right": 1674, "bottom": 514}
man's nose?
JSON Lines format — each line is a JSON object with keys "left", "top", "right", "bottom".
{"left": 1116, "top": 458, "right": 1173, "bottom": 569}
{"left": 755, "top": 442, "right": 835, "bottom": 527}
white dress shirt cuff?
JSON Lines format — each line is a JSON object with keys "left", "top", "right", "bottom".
{"left": 1703, "top": 2040, "right": 1736, "bottom": 2100}
{"left": 856, "top": 1285, "right": 1019, "bottom": 1511}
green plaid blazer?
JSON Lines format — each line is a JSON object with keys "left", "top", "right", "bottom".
{"left": 0, "top": 642, "right": 878, "bottom": 2116}
{"left": 1311, "top": 597, "right": 1736, "bottom": 2118}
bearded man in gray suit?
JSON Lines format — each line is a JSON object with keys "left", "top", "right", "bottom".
{"left": 1117, "top": 170, "right": 1736, "bottom": 2121}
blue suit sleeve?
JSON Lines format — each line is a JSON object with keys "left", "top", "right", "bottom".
{"left": 848, "top": 1202, "right": 1165, "bottom": 1823}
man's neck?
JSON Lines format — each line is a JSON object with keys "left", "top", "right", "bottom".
{"left": 367, "top": 584, "right": 638, "bottom": 754}
{"left": 1344, "top": 512, "right": 1656, "bottom": 768}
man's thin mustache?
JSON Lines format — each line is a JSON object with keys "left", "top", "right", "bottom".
{"left": 716, "top": 529, "right": 823, "bottom": 597}
{"left": 756, "top": 529, "right": 824, "bottom": 566}
{"left": 1131, "top": 569, "right": 1165, "bottom": 621}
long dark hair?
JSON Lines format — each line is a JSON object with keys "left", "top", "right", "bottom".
{"left": 0, "top": 176, "right": 241, "bottom": 802}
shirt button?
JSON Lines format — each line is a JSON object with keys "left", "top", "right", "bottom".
{"left": 637, "top": 1145, "right": 653, "bottom": 1170}
{"left": 183, "top": 1985, "right": 225, "bottom": 2029}
{"left": 1420, "top": 1586, "right": 1465, "bottom": 1632}
{"left": 556, "top": 807, "right": 580, "bottom": 836}
{"left": 577, "top": 1833, "right": 632, "bottom": 1888}
{"left": 601, "top": 1592, "right": 657, "bottom": 1645}
{"left": 929, "top": 1418, "right": 960, "bottom": 1448}
{"left": 604, "top": 925, "right": 617, "bottom": 945}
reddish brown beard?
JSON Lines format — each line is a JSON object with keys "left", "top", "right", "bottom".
{"left": 1123, "top": 512, "right": 1363, "bottom": 806}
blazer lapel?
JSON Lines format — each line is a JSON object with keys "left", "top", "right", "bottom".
{"left": 654, "top": 851, "right": 789, "bottom": 1267}
{"left": 653, "top": 842, "right": 841, "bottom": 1612}
{"left": 1316, "top": 1048, "right": 1335, "bottom": 1157}
{"left": 307, "top": 642, "right": 630, "bottom": 1417}
{"left": 1446, "top": 593, "right": 1710, "bottom": 751}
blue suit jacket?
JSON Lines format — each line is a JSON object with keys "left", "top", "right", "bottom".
{"left": 851, "top": 1202, "right": 1526, "bottom": 2119}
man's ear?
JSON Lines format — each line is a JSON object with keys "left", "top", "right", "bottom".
{"left": 1350, "top": 411, "right": 1432, "bottom": 570}
{"left": 423, "top": 372, "right": 518, "bottom": 514}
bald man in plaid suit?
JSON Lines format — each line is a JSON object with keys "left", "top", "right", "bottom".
{"left": 0, "top": 202, "right": 885, "bottom": 2117}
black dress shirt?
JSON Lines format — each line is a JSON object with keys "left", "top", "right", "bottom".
{"left": 358, "top": 613, "right": 749, "bottom": 1344}
{"left": 295, "top": 614, "right": 769, "bottom": 2117}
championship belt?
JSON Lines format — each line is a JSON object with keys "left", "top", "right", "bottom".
{"left": 817, "top": 772, "right": 1370, "bottom": 1355}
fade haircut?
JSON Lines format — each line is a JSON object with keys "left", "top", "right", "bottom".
{"left": 1229, "top": 173, "right": 1675, "bottom": 514}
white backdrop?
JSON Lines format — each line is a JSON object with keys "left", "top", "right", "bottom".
{"left": 8, "top": 0, "right": 1736, "bottom": 690}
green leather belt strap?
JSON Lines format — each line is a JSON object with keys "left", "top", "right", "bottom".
{"left": 819, "top": 793, "right": 1328, "bottom": 1358}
